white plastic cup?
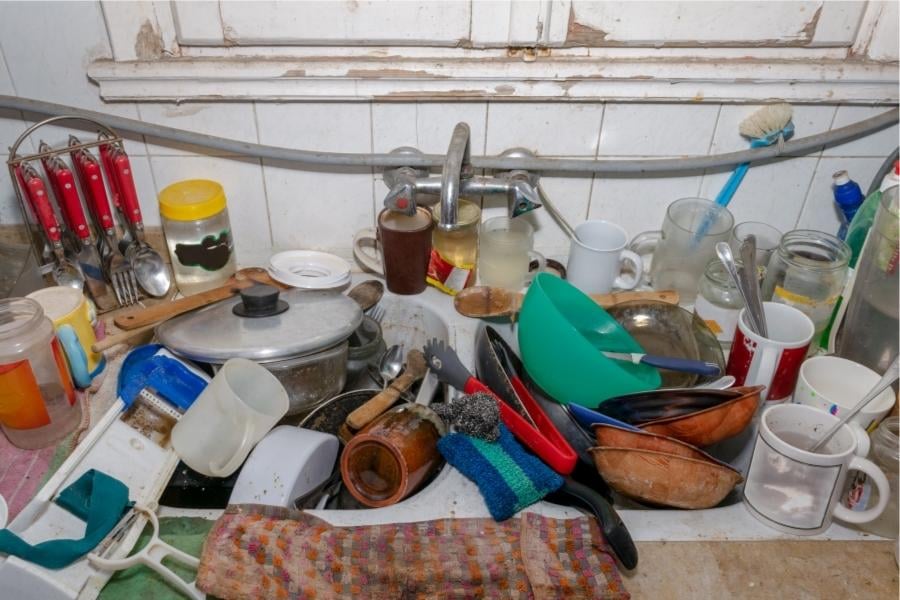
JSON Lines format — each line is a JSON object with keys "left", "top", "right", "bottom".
{"left": 172, "top": 358, "right": 289, "bottom": 477}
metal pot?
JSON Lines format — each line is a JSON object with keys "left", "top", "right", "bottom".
{"left": 157, "top": 284, "right": 362, "bottom": 416}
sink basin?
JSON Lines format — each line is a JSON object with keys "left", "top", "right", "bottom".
{"left": 163, "top": 276, "right": 879, "bottom": 544}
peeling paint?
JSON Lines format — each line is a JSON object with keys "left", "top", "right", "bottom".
{"left": 798, "top": 5, "right": 822, "bottom": 42}
{"left": 134, "top": 20, "right": 164, "bottom": 60}
{"left": 163, "top": 105, "right": 207, "bottom": 118}
{"left": 346, "top": 68, "right": 440, "bottom": 79}
{"left": 566, "top": 7, "right": 609, "bottom": 47}
{"left": 494, "top": 85, "right": 516, "bottom": 95}
{"left": 281, "top": 69, "right": 307, "bottom": 78}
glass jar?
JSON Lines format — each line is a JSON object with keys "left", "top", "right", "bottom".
{"left": 836, "top": 186, "right": 899, "bottom": 374}
{"left": 159, "top": 180, "right": 237, "bottom": 296}
{"left": 427, "top": 200, "right": 481, "bottom": 294}
{"left": 0, "top": 298, "right": 80, "bottom": 449}
{"left": 694, "top": 258, "right": 744, "bottom": 350}
{"left": 858, "top": 417, "right": 899, "bottom": 539}
{"left": 761, "top": 230, "right": 850, "bottom": 344}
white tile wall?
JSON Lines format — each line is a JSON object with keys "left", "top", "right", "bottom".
{"left": 797, "top": 157, "right": 884, "bottom": 234}
{"left": 598, "top": 104, "right": 720, "bottom": 157}
{"left": 139, "top": 103, "right": 259, "bottom": 157}
{"left": 0, "top": 0, "right": 895, "bottom": 269}
{"left": 486, "top": 103, "right": 604, "bottom": 156}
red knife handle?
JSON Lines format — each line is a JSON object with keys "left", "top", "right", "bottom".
{"left": 76, "top": 153, "right": 115, "bottom": 231}
{"left": 40, "top": 155, "right": 66, "bottom": 206}
{"left": 23, "top": 170, "right": 62, "bottom": 243}
{"left": 55, "top": 168, "right": 91, "bottom": 241}
{"left": 98, "top": 143, "right": 122, "bottom": 209}
{"left": 112, "top": 152, "right": 143, "bottom": 227}
{"left": 462, "top": 377, "right": 576, "bottom": 475}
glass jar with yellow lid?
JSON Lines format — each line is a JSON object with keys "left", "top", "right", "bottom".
{"left": 158, "top": 180, "right": 236, "bottom": 295}
{"left": 427, "top": 200, "right": 481, "bottom": 295}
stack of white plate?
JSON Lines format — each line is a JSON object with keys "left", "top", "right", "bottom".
{"left": 267, "top": 251, "right": 352, "bottom": 290}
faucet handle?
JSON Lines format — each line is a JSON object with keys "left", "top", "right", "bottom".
{"left": 508, "top": 178, "right": 542, "bottom": 218}
{"left": 384, "top": 181, "right": 417, "bottom": 215}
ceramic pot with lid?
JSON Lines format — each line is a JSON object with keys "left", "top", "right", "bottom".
{"left": 156, "top": 284, "right": 362, "bottom": 416}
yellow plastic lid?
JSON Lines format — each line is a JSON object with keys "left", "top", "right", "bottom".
{"left": 158, "top": 179, "right": 227, "bottom": 221}
{"left": 432, "top": 199, "right": 481, "bottom": 227}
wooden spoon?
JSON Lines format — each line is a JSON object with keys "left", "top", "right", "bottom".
{"left": 454, "top": 286, "right": 680, "bottom": 319}
{"left": 113, "top": 268, "right": 289, "bottom": 331}
{"left": 345, "top": 349, "right": 428, "bottom": 430}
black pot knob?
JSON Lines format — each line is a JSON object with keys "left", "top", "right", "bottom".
{"left": 233, "top": 284, "right": 289, "bottom": 318}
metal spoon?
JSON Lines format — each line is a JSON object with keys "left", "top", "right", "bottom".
{"left": 377, "top": 344, "right": 404, "bottom": 385}
{"left": 127, "top": 244, "right": 172, "bottom": 297}
{"left": 716, "top": 242, "right": 763, "bottom": 335}
{"left": 808, "top": 356, "right": 899, "bottom": 452}
{"left": 739, "top": 234, "right": 768, "bottom": 337}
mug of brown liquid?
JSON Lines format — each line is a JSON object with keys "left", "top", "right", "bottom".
{"left": 353, "top": 207, "right": 434, "bottom": 295}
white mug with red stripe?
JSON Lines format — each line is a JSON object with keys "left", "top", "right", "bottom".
{"left": 726, "top": 302, "right": 814, "bottom": 402}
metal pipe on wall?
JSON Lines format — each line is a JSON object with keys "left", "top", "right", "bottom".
{"left": 1, "top": 95, "right": 897, "bottom": 175}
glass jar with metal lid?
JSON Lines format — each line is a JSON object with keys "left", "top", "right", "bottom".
{"left": 427, "top": 200, "right": 481, "bottom": 294}
{"left": 159, "top": 179, "right": 237, "bottom": 296}
{"left": 694, "top": 258, "right": 744, "bottom": 349}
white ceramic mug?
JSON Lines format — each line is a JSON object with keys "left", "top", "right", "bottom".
{"left": 793, "top": 356, "right": 896, "bottom": 434}
{"left": 726, "top": 302, "right": 814, "bottom": 402}
{"left": 743, "top": 403, "right": 889, "bottom": 536}
{"left": 566, "top": 220, "right": 643, "bottom": 294}
{"left": 171, "top": 358, "right": 289, "bottom": 477}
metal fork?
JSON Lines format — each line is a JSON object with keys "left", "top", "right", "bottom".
{"left": 107, "top": 246, "right": 140, "bottom": 306}
{"left": 368, "top": 304, "right": 385, "bottom": 323}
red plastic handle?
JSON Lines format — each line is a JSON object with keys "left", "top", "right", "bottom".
{"left": 40, "top": 156, "right": 65, "bottom": 208}
{"left": 22, "top": 168, "right": 62, "bottom": 243}
{"left": 462, "top": 376, "right": 576, "bottom": 475}
{"left": 98, "top": 143, "right": 122, "bottom": 209}
{"left": 73, "top": 151, "right": 115, "bottom": 231}
{"left": 112, "top": 152, "right": 143, "bottom": 226}
{"left": 55, "top": 167, "right": 91, "bottom": 241}
{"left": 508, "top": 376, "right": 577, "bottom": 472}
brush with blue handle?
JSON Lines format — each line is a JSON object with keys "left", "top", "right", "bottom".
{"left": 693, "top": 104, "right": 795, "bottom": 244}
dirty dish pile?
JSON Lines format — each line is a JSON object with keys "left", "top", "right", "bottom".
{"left": 590, "top": 425, "right": 743, "bottom": 509}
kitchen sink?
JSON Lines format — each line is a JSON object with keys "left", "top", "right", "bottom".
{"left": 162, "top": 277, "right": 877, "bottom": 544}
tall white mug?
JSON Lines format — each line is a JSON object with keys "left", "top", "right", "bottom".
{"left": 567, "top": 220, "right": 643, "bottom": 294}
{"left": 743, "top": 404, "right": 890, "bottom": 536}
{"left": 172, "top": 358, "right": 289, "bottom": 477}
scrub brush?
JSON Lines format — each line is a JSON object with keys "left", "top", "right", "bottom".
{"left": 694, "top": 104, "right": 795, "bottom": 242}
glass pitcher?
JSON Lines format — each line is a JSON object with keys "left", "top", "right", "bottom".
{"left": 835, "top": 185, "right": 899, "bottom": 374}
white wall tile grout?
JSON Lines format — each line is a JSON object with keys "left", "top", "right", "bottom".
{"left": 793, "top": 107, "right": 841, "bottom": 230}
{"left": 252, "top": 101, "right": 276, "bottom": 246}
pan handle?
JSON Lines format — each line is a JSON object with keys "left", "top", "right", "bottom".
{"left": 546, "top": 478, "right": 638, "bottom": 570}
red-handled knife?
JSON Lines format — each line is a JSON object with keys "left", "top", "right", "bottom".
{"left": 423, "top": 338, "right": 577, "bottom": 475}
{"left": 98, "top": 140, "right": 122, "bottom": 210}
{"left": 110, "top": 149, "right": 144, "bottom": 232}
{"left": 70, "top": 143, "right": 116, "bottom": 233}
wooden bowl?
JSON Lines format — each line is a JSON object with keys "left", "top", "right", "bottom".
{"left": 590, "top": 425, "right": 742, "bottom": 509}
{"left": 638, "top": 385, "right": 763, "bottom": 447}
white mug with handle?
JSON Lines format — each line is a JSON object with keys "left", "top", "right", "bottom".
{"left": 743, "top": 403, "right": 890, "bottom": 536}
{"left": 172, "top": 358, "right": 289, "bottom": 477}
{"left": 567, "top": 220, "right": 643, "bottom": 294}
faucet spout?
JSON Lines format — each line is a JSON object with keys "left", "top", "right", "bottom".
{"left": 438, "top": 123, "right": 473, "bottom": 231}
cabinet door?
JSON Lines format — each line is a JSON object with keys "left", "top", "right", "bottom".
{"left": 557, "top": 1, "right": 867, "bottom": 47}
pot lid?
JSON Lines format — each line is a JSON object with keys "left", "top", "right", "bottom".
{"left": 156, "top": 286, "right": 362, "bottom": 364}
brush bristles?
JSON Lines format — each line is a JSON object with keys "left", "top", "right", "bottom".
{"left": 739, "top": 103, "right": 793, "bottom": 139}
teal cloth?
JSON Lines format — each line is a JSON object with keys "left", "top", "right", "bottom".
{"left": 0, "top": 469, "right": 131, "bottom": 569}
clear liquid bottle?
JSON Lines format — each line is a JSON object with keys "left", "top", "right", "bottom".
{"left": 835, "top": 185, "right": 899, "bottom": 374}
{"left": 858, "top": 417, "right": 899, "bottom": 539}
{"left": 0, "top": 298, "right": 80, "bottom": 449}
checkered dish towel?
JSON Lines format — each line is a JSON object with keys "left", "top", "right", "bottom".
{"left": 197, "top": 505, "right": 629, "bottom": 600}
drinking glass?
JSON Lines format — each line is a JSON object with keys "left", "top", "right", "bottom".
{"left": 477, "top": 217, "right": 544, "bottom": 290}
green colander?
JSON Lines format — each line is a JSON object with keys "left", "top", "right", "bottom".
{"left": 518, "top": 273, "right": 661, "bottom": 408}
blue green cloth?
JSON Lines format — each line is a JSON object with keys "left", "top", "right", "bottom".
{"left": 438, "top": 424, "right": 563, "bottom": 521}
{"left": 0, "top": 469, "right": 131, "bottom": 569}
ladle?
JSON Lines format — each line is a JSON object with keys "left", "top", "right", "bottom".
{"left": 808, "top": 356, "right": 899, "bottom": 452}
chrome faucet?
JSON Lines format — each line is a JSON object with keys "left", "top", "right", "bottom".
{"left": 382, "top": 123, "right": 542, "bottom": 231}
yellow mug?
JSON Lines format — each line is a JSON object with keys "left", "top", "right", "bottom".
{"left": 26, "top": 287, "right": 105, "bottom": 388}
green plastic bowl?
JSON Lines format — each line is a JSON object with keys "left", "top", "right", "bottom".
{"left": 518, "top": 273, "right": 661, "bottom": 408}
